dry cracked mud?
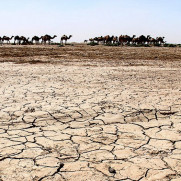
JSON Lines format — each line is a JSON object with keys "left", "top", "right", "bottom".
{"left": 0, "top": 45, "right": 181, "bottom": 181}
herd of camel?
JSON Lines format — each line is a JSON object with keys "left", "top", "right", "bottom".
{"left": 87, "top": 35, "right": 165, "bottom": 45}
{"left": 0, "top": 35, "right": 72, "bottom": 45}
{"left": 0, "top": 34, "right": 165, "bottom": 46}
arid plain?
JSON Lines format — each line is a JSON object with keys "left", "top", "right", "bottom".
{"left": 0, "top": 45, "right": 181, "bottom": 181}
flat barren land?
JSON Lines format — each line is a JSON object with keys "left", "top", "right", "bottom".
{"left": 0, "top": 45, "right": 181, "bottom": 181}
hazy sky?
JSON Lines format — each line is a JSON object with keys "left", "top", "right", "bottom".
{"left": 1, "top": 0, "right": 181, "bottom": 43}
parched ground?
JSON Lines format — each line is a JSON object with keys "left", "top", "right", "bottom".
{"left": 0, "top": 45, "right": 181, "bottom": 181}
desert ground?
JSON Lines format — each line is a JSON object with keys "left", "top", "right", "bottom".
{"left": 0, "top": 44, "right": 181, "bottom": 181}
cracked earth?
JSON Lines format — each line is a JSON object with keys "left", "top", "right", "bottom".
{"left": 0, "top": 45, "right": 181, "bottom": 181}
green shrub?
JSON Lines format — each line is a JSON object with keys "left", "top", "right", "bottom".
{"left": 104, "top": 42, "right": 120, "bottom": 46}
{"left": 128, "top": 44, "right": 150, "bottom": 47}
{"left": 50, "top": 42, "right": 61, "bottom": 45}
{"left": 154, "top": 43, "right": 161, "bottom": 47}
{"left": 87, "top": 42, "right": 99, "bottom": 46}
{"left": 58, "top": 44, "right": 64, "bottom": 47}
{"left": 163, "top": 44, "right": 177, "bottom": 47}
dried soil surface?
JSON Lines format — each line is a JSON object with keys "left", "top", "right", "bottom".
{"left": 0, "top": 45, "right": 181, "bottom": 181}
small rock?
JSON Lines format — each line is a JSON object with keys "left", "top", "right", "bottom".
{"left": 108, "top": 166, "right": 116, "bottom": 174}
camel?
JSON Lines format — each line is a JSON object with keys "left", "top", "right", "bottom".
{"left": 14, "top": 36, "right": 30, "bottom": 45}
{"left": 19, "top": 36, "right": 30, "bottom": 45}
{"left": 113, "top": 36, "right": 118, "bottom": 44}
{"left": 156, "top": 37, "right": 165, "bottom": 44}
{"left": 149, "top": 37, "right": 158, "bottom": 45}
{"left": 127, "top": 35, "right": 136, "bottom": 44}
{"left": 138, "top": 35, "right": 150, "bottom": 44}
{"left": 32, "top": 36, "right": 42, "bottom": 44}
{"left": 89, "top": 38, "right": 94, "bottom": 42}
{"left": 119, "top": 35, "right": 130, "bottom": 46}
{"left": 84, "top": 40, "right": 88, "bottom": 43}
{"left": 14, "top": 36, "right": 22, "bottom": 45}
{"left": 0, "top": 37, "right": 2, "bottom": 45}
{"left": 21, "top": 37, "right": 33, "bottom": 45}
{"left": 2, "top": 36, "right": 14, "bottom": 44}
{"left": 132, "top": 37, "right": 139, "bottom": 45}
{"left": 41, "top": 35, "right": 57, "bottom": 44}
{"left": 104, "top": 35, "right": 114, "bottom": 44}
{"left": 94, "top": 36, "right": 104, "bottom": 44}
{"left": 61, "top": 35, "right": 72, "bottom": 45}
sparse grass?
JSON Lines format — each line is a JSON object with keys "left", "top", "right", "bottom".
{"left": 87, "top": 42, "right": 99, "bottom": 46}
{"left": 163, "top": 44, "right": 177, "bottom": 47}
{"left": 50, "top": 42, "right": 61, "bottom": 45}
{"left": 128, "top": 44, "right": 151, "bottom": 47}
{"left": 65, "top": 43, "right": 74, "bottom": 46}
{"left": 58, "top": 44, "right": 64, "bottom": 47}
{"left": 56, "top": 43, "right": 74, "bottom": 47}
{"left": 104, "top": 43, "right": 120, "bottom": 46}
{"left": 153, "top": 43, "right": 161, "bottom": 47}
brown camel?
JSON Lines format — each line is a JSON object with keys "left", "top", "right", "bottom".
{"left": 94, "top": 36, "right": 104, "bottom": 44}
{"left": 119, "top": 35, "right": 130, "bottom": 46}
{"left": 149, "top": 37, "right": 158, "bottom": 45}
{"left": 61, "top": 35, "right": 72, "bottom": 45}
{"left": 113, "top": 36, "right": 118, "bottom": 44}
{"left": 32, "top": 36, "right": 42, "bottom": 44}
{"left": 89, "top": 38, "right": 94, "bottom": 43}
{"left": 104, "top": 35, "right": 114, "bottom": 44}
{"left": 41, "top": 35, "right": 57, "bottom": 44}
{"left": 132, "top": 37, "right": 139, "bottom": 45}
{"left": 2, "top": 36, "right": 14, "bottom": 44}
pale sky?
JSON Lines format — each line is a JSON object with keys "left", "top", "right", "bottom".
{"left": 1, "top": 0, "right": 181, "bottom": 43}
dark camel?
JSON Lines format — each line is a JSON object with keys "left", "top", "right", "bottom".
{"left": 61, "top": 35, "right": 72, "bottom": 45}
{"left": 156, "top": 37, "right": 165, "bottom": 44}
{"left": 138, "top": 35, "right": 150, "bottom": 44}
{"left": 0, "top": 37, "right": 2, "bottom": 45}
{"left": 14, "top": 36, "right": 30, "bottom": 45}
{"left": 2, "top": 36, "right": 14, "bottom": 44}
{"left": 127, "top": 35, "right": 136, "bottom": 44}
{"left": 94, "top": 36, "right": 104, "bottom": 44}
{"left": 32, "top": 36, "right": 42, "bottom": 44}
{"left": 14, "top": 36, "right": 22, "bottom": 45}
{"left": 41, "top": 35, "right": 57, "bottom": 44}
{"left": 21, "top": 37, "right": 33, "bottom": 45}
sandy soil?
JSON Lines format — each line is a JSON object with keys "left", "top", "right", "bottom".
{"left": 0, "top": 45, "right": 181, "bottom": 181}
